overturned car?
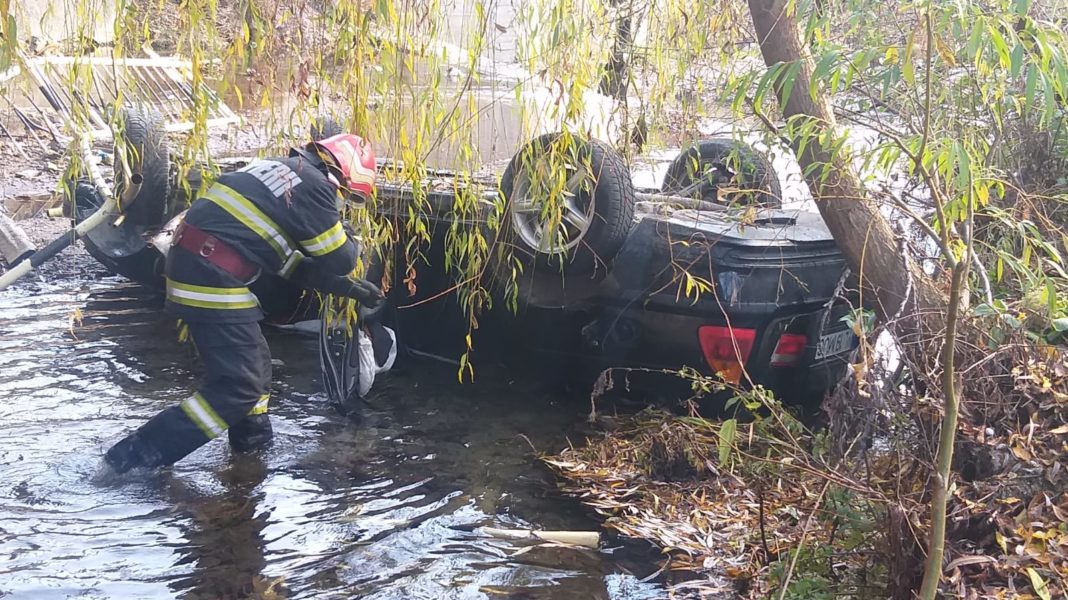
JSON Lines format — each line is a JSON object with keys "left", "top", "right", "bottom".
{"left": 70, "top": 112, "right": 856, "bottom": 408}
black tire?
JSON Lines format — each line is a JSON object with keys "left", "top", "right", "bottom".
{"left": 113, "top": 106, "right": 171, "bottom": 228}
{"left": 70, "top": 108, "right": 171, "bottom": 288}
{"left": 500, "top": 132, "right": 635, "bottom": 274}
{"left": 489, "top": 133, "right": 635, "bottom": 309}
{"left": 662, "top": 138, "right": 782, "bottom": 207}
{"left": 311, "top": 115, "right": 344, "bottom": 140}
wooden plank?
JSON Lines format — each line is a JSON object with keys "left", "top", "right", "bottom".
{"left": 34, "top": 56, "right": 195, "bottom": 69}
{"left": 161, "top": 116, "right": 241, "bottom": 133}
{"left": 2, "top": 194, "right": 61, "bottom": 221}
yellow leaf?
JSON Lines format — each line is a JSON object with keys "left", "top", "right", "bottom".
{"left": 1012, "top": 445, "right": 1033, "bottom": 461}
{"left": 1027, "top": 568, "right": 1052, "bottom": 600}
{"left": 934, "top": 34, "right": 957, "bottom": 67}
{"left": 996, "top": 531, "right": 1008, "bottom": 553}
{"left": 884, "top": 46, "right": 899, "bottom": 65}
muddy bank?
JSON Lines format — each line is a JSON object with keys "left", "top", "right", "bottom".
{"left": 546, "top": 352, "right": 1068, "bottom": 599}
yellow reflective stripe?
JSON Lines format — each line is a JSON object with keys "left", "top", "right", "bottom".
{"left": 248, "top": 394, "right": 270, "bottom": 415}
{"left": 166, "top": 279, "right": 258, "bottom": 310}
{"left": 205, "top": 183, "right": 295, "bottom": 262}
{"left": 299, "top": 221, "right": 347, "bottom": 256}
{"left": 166, "top": 295, "right": 258, "bottom": 310}
{"left": 278, "top": 249, "right": 304, "bottom": 278}
{"left": 168, "top": 280, "right": 253, "bottom": 296}
{"left": 180, "top": 392, "right": 227, "bottom": 439}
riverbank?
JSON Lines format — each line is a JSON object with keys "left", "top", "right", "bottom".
{"left": 545, "top": 364, "right": 1068, "bottom": 598}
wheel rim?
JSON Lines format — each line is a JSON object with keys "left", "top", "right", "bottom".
{"left": 510, "top": 154, "right": 593, "bottom": 256}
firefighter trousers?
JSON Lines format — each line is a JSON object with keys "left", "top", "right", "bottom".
{"left": 104, "top": 320, "right": 272, "bottom": 473}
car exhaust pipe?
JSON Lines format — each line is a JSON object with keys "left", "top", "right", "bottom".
{"left": 0, "top": 137, "right": 142, "bottom": 291}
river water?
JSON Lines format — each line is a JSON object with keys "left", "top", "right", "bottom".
{"left": 0, "top": 251, "right": 666, "bottom": 599}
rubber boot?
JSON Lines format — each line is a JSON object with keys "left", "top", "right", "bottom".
{"left": 228, "top": 414, "right": 273, "bottom": 453}
{"left": 104, "top": 432, "right": 165, "bottom": 475}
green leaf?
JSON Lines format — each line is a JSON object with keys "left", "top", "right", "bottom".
{"left": 1010, "top": 43, "right": 1024, "bottom": 78}
{"left": 1042, "top": 70, "right": 1057, "bottom": 124}
{"left": 902, "top": 57, "right": 915, "bottom": 86}
{"left": 781, "top": 61, "right": 803, "bottom": 105}
{"left": 955, "top": 142, "right": 972, "bottom": 192}
{"left": 1026, "top": 568, "right": 1051, "bottom": 600}
{"left": 1013, "top": 0, "right": 1033, "bottom": 17}
{"left": 0, "top": 15, "right": 15, "bottom": 71}
{"left": 966, "top": 18, "right": 984, "bottom": 60}
{"left": 1002, "top": 313, "right": 1023, "bottom": 330}
{"left": 813, "top": 50, "right": 839, "bottom": 81}
{"left": 1021, "top": 65, "right": 1038, "bottom": 111}
{"left": 718, "top": 418, "right": 737, "bottom": 465}
{"left": 1052, "top": 318, "right": 1068, "bottom": 333}
{"left": 988, "top": 24, "right": 1011, "bottom": 69}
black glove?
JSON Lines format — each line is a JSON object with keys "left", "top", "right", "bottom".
{"left": 344, "top": 278, "right": 383, "bottom": 304}
{"left": 358, "top": 294, "right": 386, "bottom": 321}
{"left": 319, "top": 276, "right": 386, "bottom": 318}
{"left": 351, "top": 278, "right": 386, "bottom": 321}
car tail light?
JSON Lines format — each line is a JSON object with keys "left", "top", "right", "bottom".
{"left": 770, "top": 333, "right": 808, "bottom": 367}
{"left": 698, "top": 326, "right": 756, "bottom": 384}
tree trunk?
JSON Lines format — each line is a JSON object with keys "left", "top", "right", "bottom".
{"left": 746, "top": 0, "right": 945, "bottom": 326}
{"left": 747, "top": 3, "right": 966, "bottom": 596}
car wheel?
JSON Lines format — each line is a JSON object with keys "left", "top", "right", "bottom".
{"left": 500, "top": 132, "right": 635, "bottom": 274}
{"left": 311, "top": 115, "right": 344, "bottom": 140}
{"left": 492, "top": 133, "right": 635, "bottom": 308}
{"left": 68, "top": 108, "right": 170, "bottom": 289}
{"left": 112, "top": 106, "right": 172, "bottom": 228}
{"left": 662, "top": 138, "right": 782, "bottom": 207}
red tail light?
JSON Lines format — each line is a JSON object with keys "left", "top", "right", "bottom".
{"left": 697, "top": 326, "right": 756, "bottom": 384}
{"left": 770, "top": 333, "right": 808, "bottom": 367}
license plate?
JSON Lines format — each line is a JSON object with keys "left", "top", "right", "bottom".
{"left": 815, "top": 329, "right": 855, "bottom": 360}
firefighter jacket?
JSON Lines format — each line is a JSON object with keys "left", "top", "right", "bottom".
{"left": 165, "top": 155, "right": 357, "bottom": 323}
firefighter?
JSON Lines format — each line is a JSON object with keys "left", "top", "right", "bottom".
{"left": 103, "top": 134, "right": 385, "bottom": 475}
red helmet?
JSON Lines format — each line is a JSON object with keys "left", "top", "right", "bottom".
{"left": 312, "top": 134, "right": 376, "bottom": 201}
